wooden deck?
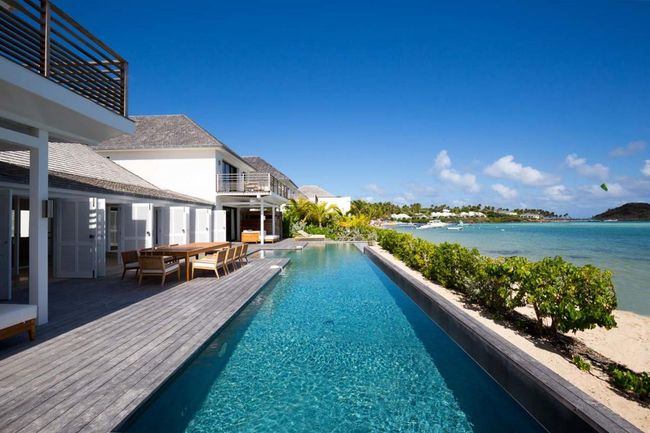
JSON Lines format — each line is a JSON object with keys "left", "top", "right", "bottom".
{"left": 0, "top": 257, "right": 289, "bottom": 433}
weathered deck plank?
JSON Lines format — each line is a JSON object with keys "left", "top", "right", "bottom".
{"left": 0, "top": 257, "right": 288, "bottom": 433}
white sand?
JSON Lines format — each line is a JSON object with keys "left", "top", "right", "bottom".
{"left": 370, "top": 246, "right": 650, "bottom": 431}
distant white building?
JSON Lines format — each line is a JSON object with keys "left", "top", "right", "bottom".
{"left": 521, "top": 213, "right": 541, "bottom": 220}
{"left": 430, "top": 209, "right": 454, "bottom": 218}
{"left": 459, "top": 211, "right": 486, "bottom": 218}
{"left": 391, "top": 213, "right": 411, "bottom": 220}
{"left": 298, "top": 185, "right": 351, "bottom": 214}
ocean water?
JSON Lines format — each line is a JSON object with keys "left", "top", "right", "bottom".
{"left": 123, "top": 244, "right": 544, "bottom": 433}
{"left": 395, "top": 222, "right": 650, "bottom": 316}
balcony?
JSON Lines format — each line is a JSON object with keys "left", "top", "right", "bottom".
{"left": 216, "top": 173, "right": 293, "bottom": 200}
{"left": 0, "top": 0, "right": 128, "bottom": 116}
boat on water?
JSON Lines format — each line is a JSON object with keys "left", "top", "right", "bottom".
{"left": 417, "top": 219, "right": 448, "bottom": 229}
{"left": 447, "top": 221, "right": 464, "bottom": 231}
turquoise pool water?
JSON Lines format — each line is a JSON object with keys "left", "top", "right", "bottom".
{"left": 123, "top": 244, "right": 544, "bottom": 433}
{"left": 396, "top": 222, "right": 650, "bottom": 316}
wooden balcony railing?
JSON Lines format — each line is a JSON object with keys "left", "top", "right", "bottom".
{"left": 217, "top": 173, "right": 294, "bottom": 200}
{"left": 0, "top": 0, "right": 128, "bottom": 116}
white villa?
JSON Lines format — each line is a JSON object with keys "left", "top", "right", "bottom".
{"left": 0, "top": 4, "right": 298, "bottom": 328}
{"left": 93, "top": 115, "right": 299, "bottom": 243}
{"left": 298, "top": 185, "right": 351, "bottom": 214}
{"left": 0, "top": 0, "right": 134, "bottom": 325}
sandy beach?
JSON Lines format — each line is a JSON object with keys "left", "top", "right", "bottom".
{"left": 370, "top": 245, "right": 650, "bottom": 431}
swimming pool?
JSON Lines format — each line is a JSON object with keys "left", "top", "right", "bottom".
{"left": 122, "top": 244, "right": 544, "bottom": 433}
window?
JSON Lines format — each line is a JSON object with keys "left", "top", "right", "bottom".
{"left": 222, "top": 161, "right": 238, "bottom": 175}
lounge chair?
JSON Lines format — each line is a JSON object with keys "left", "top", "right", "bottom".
{"left": 121, "top": 250, "right": 140, "bottom": 279}
{"left": 138, "top": 256, "right": 181, "bottom": 287}
{"left": 241, "top": 230, "right": 260, "bottom": 243}
{"left": 0, "top": 304, "right": 37, "bottom": 341}
{"left": 241, "top": 230, "right": 280, "bottom": 243}
{"left": 295, "top": 229, "right": 326, "bottom": 241}
{"left": 191, "top": 249, "right": 228, "bottom": 279}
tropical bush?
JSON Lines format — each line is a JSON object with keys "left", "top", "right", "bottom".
{"left": 609, "top": 365, "right": 650, "bottom": 399}
{"left": 377, "top": 229, "right": 617, "bottom": 335}
{"left": 523, "top": 258, "right": 617, "bottom": 333}
{"left": 474, "top": 256, "right": 530, "bottom": 314}
{"left": 571, "top": 355, "right": 591, "bottom": 372}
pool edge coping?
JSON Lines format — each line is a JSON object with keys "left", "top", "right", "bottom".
{"left": 364, "top": 246, "right": 642, "bottom": 433}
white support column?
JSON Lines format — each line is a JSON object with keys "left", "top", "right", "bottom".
{"left": 29, "top": 130, "right": 49, "bottom": 325}
{"left": 259, "top": 198, "right": 265, "bottom": 245}
{"left": 271, "top": 206, "right": 276, "bottom": 236}
{"left": 13, "top": 196, "right": 20, "bottom": 277}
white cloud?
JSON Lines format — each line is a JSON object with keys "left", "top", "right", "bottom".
{"left": 610, "top": 140, "right": 646, "bottom": 158}
{"left": 543, "top": 185, "right": 574, "bottom": 202}
{"left": 565, "top": 154, "right": 609, "bottom": 180}
{"left": 431, "top": 150, "right": 481, "bottom": 193}
{"left": 434, "top": 150, "right": 452, "bottom": 171}
{"left": 491, "top": 183, "right": 518, "bottom": 199}
{"left": 484, "top": 155, "right": 559, "bottom": 186}
{"left": 587, "top": 182, "right": 629, "bottom": 197}
{"left": 364, "top": 183, "right": 384, "bottom": 195}
{"left": 642, "top": 160, "right": 650, "bottom": 177}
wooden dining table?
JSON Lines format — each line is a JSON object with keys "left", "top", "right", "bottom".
{"left": 146, "top": 242, "right": 231, "bottom": 281}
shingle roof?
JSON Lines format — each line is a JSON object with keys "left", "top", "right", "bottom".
{"left": 298, "top": 185, "right": 334, "bottom": 199}
{"left": 242, "top": 156, "right": 298, "bottom": 189}
{"left": 0, "top": 143, "right": 212, "bottom": 206}
{"left": 93, "top": 114, "right": 226, "bottom": 150}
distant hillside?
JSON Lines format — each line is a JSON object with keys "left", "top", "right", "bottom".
{"left": 593, "top": 202, "right": 650, "bottom": 221}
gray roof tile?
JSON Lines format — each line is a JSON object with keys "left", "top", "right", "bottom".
{"left": 93, "top": 114, "right": 225, "bottom": 150}
{"left": 242, "top": 156, "right": 298, "bottom": 189}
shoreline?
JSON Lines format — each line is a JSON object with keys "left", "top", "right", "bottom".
{"left": 369, "top": 245, "right": 650, "bottom": 431}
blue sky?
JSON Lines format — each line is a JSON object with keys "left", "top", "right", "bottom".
{"left": 60, "top": 0, "right": 650, "bottom": 216}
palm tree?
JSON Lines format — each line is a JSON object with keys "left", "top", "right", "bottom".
{"left": 285, "top": 197, "right": 313, "bottom": 222}
{"left": 307, "top": 202, "right": 340, "bottom": 228}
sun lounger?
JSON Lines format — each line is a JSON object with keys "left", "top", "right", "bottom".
{"left": 294, "top": 229, "right": 326, "bottom": 241}
{"left": 0, "top": 304, "right": 37, "bottom": 341}
{"left": 138, "top": 256, "right": 181, "bottom": 287}
{"left": 241, "top": 230, "right": 280, "bottom": 243}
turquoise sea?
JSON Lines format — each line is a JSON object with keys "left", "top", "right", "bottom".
{"left": 395, "top": 222, "right": 650, "bottom": 317}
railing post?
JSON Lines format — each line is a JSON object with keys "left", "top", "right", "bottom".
{"left": 40, "top": 0, "right": 51, "bottom": 77}
{"left": 121, "top": 61, "right": 128, "bottom": 116}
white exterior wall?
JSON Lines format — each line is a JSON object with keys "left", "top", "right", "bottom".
{"left": 101, "top": 149, "right": 217, "bottom": 204}
{"left": 318, "top": 196, "right": 351, "bottom": 214}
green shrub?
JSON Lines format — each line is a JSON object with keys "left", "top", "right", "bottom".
{"left": 571, "top": 355, "right": 591, "bottom": 372}
{"left": 304, "top": 225, "right": 336, "bottom": 239}
{"left": 523, "top": 257, "right": 617, "bottom": 333}
{"left": 474, "top": 256, "right": 530, "bottom": 314}
{"left": 377, "top": 229, "right": 618, "bottom": 336}
{"left": 609, "top": 365, "right": 650, "bottom": 398}
{"left": 428, "top": 242, "right": 482, "bottom": 294}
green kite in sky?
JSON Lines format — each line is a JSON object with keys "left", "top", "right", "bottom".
{"left": 600, "top": 183, "right": 608, "bottom": 192}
